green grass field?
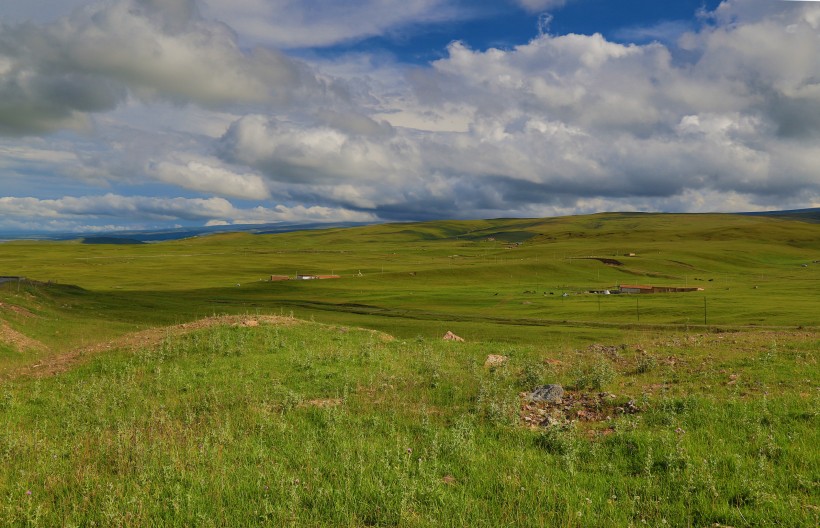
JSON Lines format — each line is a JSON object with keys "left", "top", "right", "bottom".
{"left": 0, "top": 213, "right": 818, "bottom": 526}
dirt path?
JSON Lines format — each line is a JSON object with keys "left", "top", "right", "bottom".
{"left": 0, "top": 302, "right": 47, "bottom": 353}
{"left": 7, "top": 315, "right": 299, "bottom": 380}
{"left": 0, "top": 320, "right": 48, "bottom": 353}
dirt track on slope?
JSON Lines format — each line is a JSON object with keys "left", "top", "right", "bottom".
{"left": 0, "top": 302, "right": 47, "bottom": 352}
{"left": 0, "top": 321, "right": 47, "bottom": 353}
{"left": 7, "top": 315, "right": 299, "bottom": 380}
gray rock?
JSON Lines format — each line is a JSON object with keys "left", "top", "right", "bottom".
{"left": 528, "top": 384, "right": 564, "bottom": 403}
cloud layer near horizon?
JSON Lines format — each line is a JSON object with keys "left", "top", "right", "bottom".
{"left": 1, "top": 0, "right": 819, "bottom": 232}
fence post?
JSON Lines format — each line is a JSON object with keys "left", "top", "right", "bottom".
{"left": 703, "top": 297, "right": 707, "bottom": 326}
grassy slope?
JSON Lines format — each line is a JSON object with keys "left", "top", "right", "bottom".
{"left": 0, "top": 322, "right": 817, "bottom": 526}
{"left": 0, "top": 213, "right": 818, "bottom": 525}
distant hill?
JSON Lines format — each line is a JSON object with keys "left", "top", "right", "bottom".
{"left": 3, "top": 209, "right": 819, "bottom": 242}
{"left": 81, "top": 237, "right": 145, "bottom": 245}
{"left": 740, "top": 208, "right": 820, "bottom": 223}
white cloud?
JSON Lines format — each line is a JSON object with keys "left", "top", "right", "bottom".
{"left": 227, "top": 204, "right": 376, "bottom": 225}
{"left": 0, "top": 193, "right": 375, "bottom": 231}
{"left": 2, "top": 0, "right": 820, "bottom": 230}
{"left": 0, "top": 145, "right": 79, "bottom": 166}
{"left": 152, "top": 156, "right": 271, "bottom": 200}
{"left": 0, "top": 0, "right": 340, "bottom": 136}
{"left": 201, "top": 0, "right": 460, "bottom": 48}
{"left": 208, "top": 0, "right": 820, "bottom": 221}
{"left": 219, "top": 114, "right": 413, "bottom": 186}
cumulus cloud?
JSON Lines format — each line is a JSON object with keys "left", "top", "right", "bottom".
{"left": 219, "top": 114, "right": 405, "bottom": 185}
{"left": 151, "top": 155, "right": 271, "bottom": 200}
{"left": 0, "top": 194, "right": 235, "bottom": 221}
{"left": 0, "top": 193, "right": 375, "bottom": 231}
{"left": 0, "top": 142, "right": 117, "bottom": 189}
{"left": 208, "top": 0, "right": 819, "bottom": 220}
{"left": 2, "top": 0, "right": 820, "bottom": 230}
{"left": 0, "top": 0, "right": 338, "bottom": 136}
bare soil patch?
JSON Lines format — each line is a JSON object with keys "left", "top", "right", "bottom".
{"left": 0, "top": 321, "right": 47, "bottom": 353}
{"left": 0, "top": 302, "right": 37, "bottom": 318}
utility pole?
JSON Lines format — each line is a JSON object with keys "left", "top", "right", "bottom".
{"left": 704, "top": 297, "right": 707, "bottom": 326}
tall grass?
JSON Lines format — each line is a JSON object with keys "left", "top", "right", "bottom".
{"left": 0, "top": 322, "right": 816, "bottom": 526}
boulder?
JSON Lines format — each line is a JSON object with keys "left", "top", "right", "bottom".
{"left": 484, "top": 354, "right": 509, "bottom": 368}
{"left": 528, "top": 384, "right": 564, "bottom": 403}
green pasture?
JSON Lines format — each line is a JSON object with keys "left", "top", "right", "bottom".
{"left": 1, "top": 213, "right": 818, "bottom": 352}
{"left": 0, "top": 212, "right": 818, "bottom": 526}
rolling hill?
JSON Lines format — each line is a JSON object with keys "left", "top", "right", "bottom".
{"left": 0, "top": 212, "right": 817, "bottom": 526}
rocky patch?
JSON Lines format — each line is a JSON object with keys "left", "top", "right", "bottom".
{"left": 520, "top": 390, "right": 640, "bottom": 428}
{"left": 527, "top": 384, "right": 564, "bottom": 403}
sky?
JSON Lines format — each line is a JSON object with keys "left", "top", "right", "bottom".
{"left": 1, "top": 0, "right": 819, "bottom": 233}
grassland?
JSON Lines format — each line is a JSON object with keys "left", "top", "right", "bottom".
{"left": 0, "top": 213, "right": 818, "bottom": 526}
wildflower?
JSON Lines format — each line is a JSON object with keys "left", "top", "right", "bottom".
{"left": 25, "top": 490, "right": 32, "bottom": 496}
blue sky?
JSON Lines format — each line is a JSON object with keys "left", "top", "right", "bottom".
{"left": 305, "top": 1, "right": 723, "bottom": 62}
{"left": 0, "top": 0, "right": 818, "bottom": 233}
